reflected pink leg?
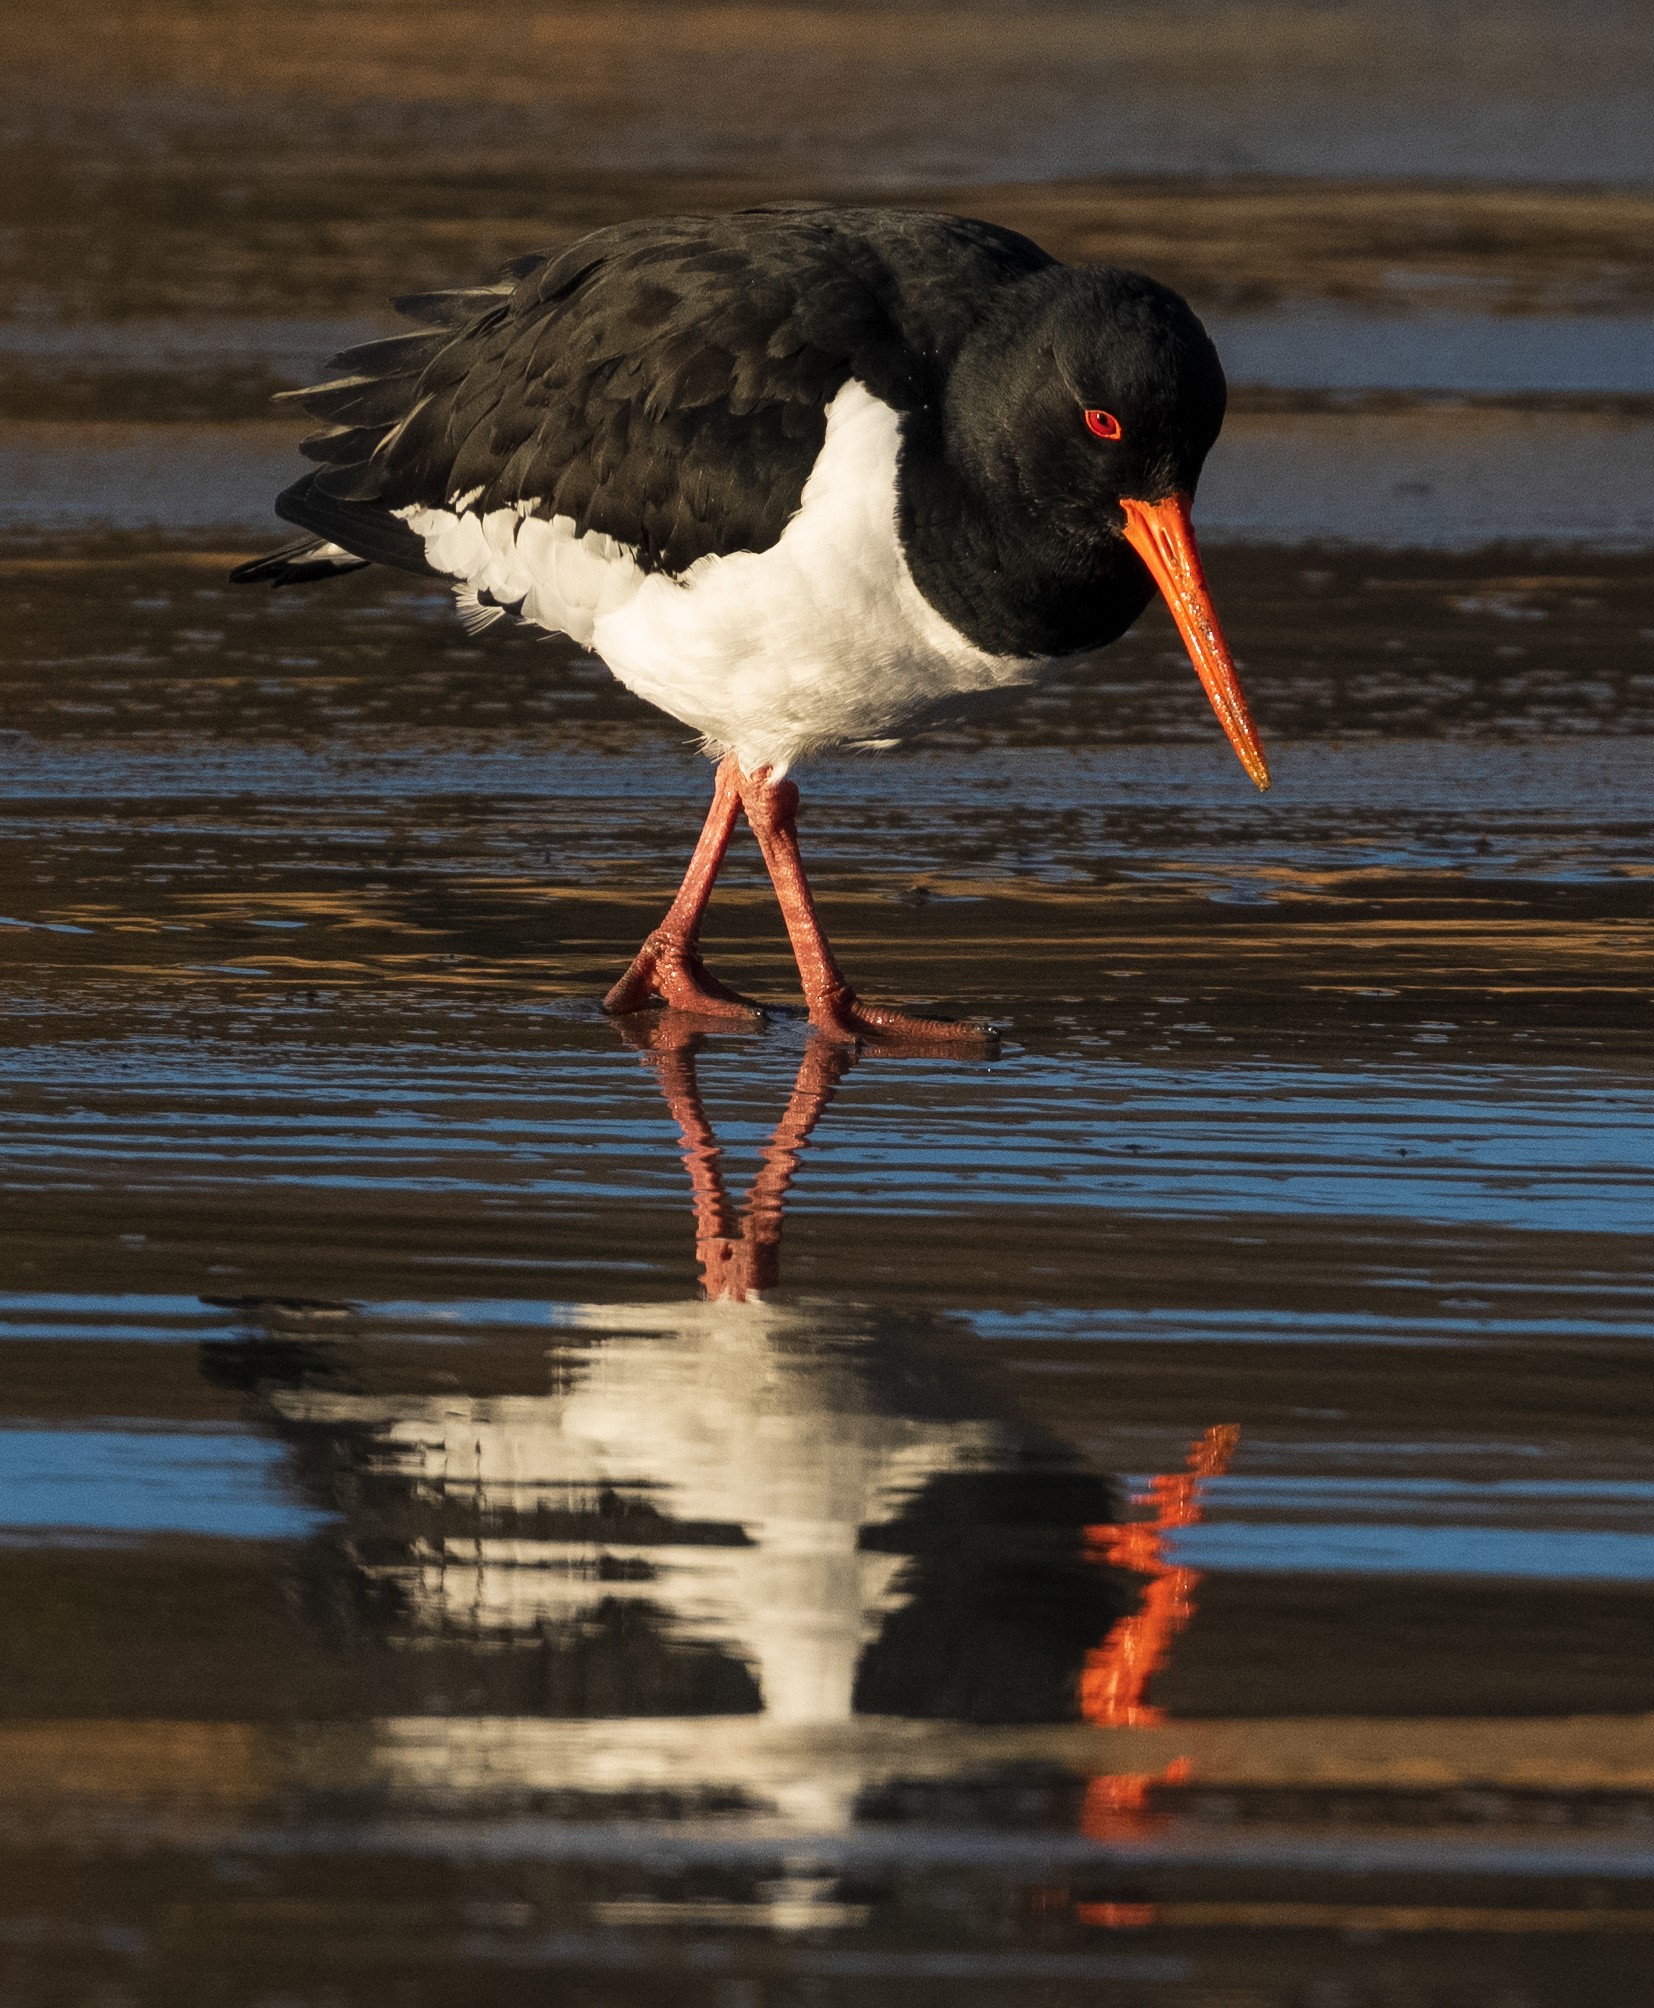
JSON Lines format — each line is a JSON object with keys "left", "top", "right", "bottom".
{"left": 628, "top": 1017, "right": 854, "bottom": 1301}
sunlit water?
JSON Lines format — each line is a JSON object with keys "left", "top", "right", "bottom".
{"left": 5, "top": 552, "right": 1654, "bottom": 2002}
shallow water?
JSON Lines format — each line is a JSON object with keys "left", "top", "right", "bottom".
{"left": 6, "top": 6, "right": 1654, "bottom": 2001}
{"left": 5, "top": 534, "right": 1654, "bottom": 2005}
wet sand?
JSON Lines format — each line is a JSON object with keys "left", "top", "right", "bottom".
{"left": 11, "top": 0, "right": 1654, "bottom": 185}
{"left": 5, "top": 5, "right": 1654, "bottom": 2003}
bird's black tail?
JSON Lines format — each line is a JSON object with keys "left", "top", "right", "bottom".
{"left": 229, "top": 534, "right": 372, "bottom": 589}
{"left": 233, "top": 265, "right": 532, "bottom": 591}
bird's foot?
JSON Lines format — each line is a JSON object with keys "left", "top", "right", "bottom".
{"left": 807, "top": 986, "right": 995, "bottom": 1053}
{"left": 604, "top": 934, "right": 764, "bottom": 1022}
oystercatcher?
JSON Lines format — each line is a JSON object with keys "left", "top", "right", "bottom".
{"left": 234, "top": 205, "right": 1268, "bottom": 1041}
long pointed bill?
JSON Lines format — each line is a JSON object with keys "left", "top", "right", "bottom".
{"left": 1119, "top": 493, "right": 1270, "bottom": 791}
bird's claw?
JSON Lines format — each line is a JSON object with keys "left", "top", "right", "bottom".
{"left": 807, "top": 987, "right": 995, "bottom": 1053}
{"left": 603, "top": 934, "right": 764, "bottom": 1023}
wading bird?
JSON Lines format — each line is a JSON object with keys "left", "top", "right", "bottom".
{"left": 235, "top": 206, "right": 1268, "bottom": 1042}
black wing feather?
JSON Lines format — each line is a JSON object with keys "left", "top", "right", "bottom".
{"left": 227, "top": 533, "right": 371, "bottom": 588}
{"left": 272, "top": 474, "right": 433, "bottom": 574}
{"left": 236, "top": 207, "right": 1052, "bottom": 586}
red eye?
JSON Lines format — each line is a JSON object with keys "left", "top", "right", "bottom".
{"left": 1084, "top": 409, "right": 1122, "bottom": 441}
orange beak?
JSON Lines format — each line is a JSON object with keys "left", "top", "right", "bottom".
{"left": 1119, "top": 494, "right": 1270, "bottom": 791}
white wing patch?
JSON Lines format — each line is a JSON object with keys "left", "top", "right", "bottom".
{"left": 397, "top": 380, "right": 1045, "bottom": 773}
{"left": 398, "top": 498, "right": 644, "bottom": 648}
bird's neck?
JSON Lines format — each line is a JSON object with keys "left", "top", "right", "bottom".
{"left": 895, "top": 408, "right": 1151, "bottom": 660}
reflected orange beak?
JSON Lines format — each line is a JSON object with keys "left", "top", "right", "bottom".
{"left": 1119, "top": 494, "right": 1270, "bottom": 791}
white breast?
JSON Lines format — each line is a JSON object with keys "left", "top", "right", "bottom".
{"left": 397, "top": 380, "right": 1044, "bottom": 774}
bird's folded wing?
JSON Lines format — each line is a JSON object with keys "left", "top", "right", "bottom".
{"left": 276, "top": 208, "right": 1050, "bottom": 578}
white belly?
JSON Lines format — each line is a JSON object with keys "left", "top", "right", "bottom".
{"left": 397, "top": 380, "right": 1045, "bottom": 774}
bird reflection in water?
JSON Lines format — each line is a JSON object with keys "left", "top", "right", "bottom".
{"left": 204, "top": 1020, "right": 1235, "bottom": 1930}
{"left": 1063, "top": 1423, "right": 1238, "bottom": 1931}
{"left": 626, "top": 1012, "right": 848, "bottom": 1305}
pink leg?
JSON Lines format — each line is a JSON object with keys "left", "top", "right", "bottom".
{"left": 737, "top": 768, "right": 990, "bottom": 1047}
{"left": 603, "top": 755, "right": 762, "bottom": 1021}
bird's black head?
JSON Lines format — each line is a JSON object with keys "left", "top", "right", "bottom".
{"left": 945, "top": 265, "right": 1227, "bottom": 529}
{"left": 928, "top": 264, "right": 1269, "bottom": 790}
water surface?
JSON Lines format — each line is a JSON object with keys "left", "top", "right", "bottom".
{"left": 6, "top": 532, "right": 1654, "bottom": 2005}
